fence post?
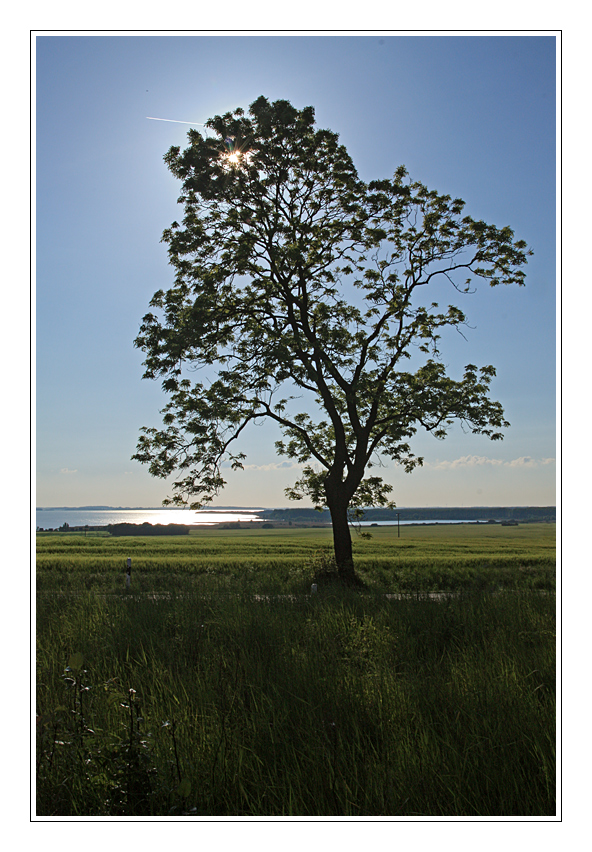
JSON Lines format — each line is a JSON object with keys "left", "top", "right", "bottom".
{"left": 125, "top": 557, "right": 131, "bottom": 588}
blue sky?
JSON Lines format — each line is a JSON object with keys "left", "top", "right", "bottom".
{"left": 35, "top": 33, "right": 557, "bottom": 508}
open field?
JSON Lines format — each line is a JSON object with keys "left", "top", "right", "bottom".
{"left": 36, "top": 522, "right": 555, "bottom": 594}
{"left": 36, "top": 524, "right": 556, "bottom": 816}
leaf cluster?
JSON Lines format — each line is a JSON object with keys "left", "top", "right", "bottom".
{"left": 133, "top": 96, "right": 529, "bottom": 508}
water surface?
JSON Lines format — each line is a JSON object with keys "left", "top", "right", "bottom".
{"left": 36, "top": 508, "right": 263, "bottom": 529}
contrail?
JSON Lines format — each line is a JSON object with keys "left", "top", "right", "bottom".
{"left": 147, "top": 116, "right": 206, "bottom": 125}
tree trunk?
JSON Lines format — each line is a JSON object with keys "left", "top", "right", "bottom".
{"left": 327, "top": 496, "right": 359, "bottom": 586}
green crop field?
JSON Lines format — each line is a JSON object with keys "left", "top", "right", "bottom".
{"left": 36, "top": 522, "right": 555, "bottom": 594}
{"left": 35, "top": 524, "right": 556, "bottom": 817}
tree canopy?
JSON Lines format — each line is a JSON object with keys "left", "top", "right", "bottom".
{"left": 133, "top": 96, "right": 531, "bottom": 583}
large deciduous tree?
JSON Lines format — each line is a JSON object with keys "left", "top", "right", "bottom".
{"left": 133, "top": 96, "right": 531, "bottom": 584}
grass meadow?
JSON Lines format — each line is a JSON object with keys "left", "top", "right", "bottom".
{"left": 36, "top": 523, "right": 556, "bottom": 817}
{"left": 36, "top": 522, "right": 555, "bottom": 595}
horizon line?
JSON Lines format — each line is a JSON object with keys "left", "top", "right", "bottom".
{"left": 36, "top": 504, "right": 557, "bottom": 511}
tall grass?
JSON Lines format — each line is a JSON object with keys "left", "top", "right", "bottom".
{"left": 36, "top": 587, "right": 555, "bottom": 816}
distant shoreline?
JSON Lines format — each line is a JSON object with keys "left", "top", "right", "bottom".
{"left": 36, "top": 504, "right": 556, "bottom": 533}
{"left": 37, "top": 505, "right": 556, "bottom": 513}
{"left": 36, "top": 506, "right": 268, "bottom": 511}
{"left": 38, "top": 519, "right": 550, "bottom": 533}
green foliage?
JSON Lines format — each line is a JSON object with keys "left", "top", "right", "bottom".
{"left": 132, "top": 96, "right": 531, "bottom": 576}
{"left": 36, "top": 588, "right": 555, "bottom": 816}
{"left": 36, "top": 527, "right": 556, "bottom": 815}
{"left": 36, "top": 658, "right": 160, "bottom": 815}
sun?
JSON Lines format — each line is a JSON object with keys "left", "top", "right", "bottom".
{"left": 220, "top": 143, "right": 253, "bottom": 171}
{"left": 221, "top": 150, "right": 253, "bottom": 170}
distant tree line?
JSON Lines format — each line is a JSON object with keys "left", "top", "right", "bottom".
{"left": 107, "top": 523, "right": 190, "bottom": 536}
{"left": 261, "top": 506, "right": 555, "bottom": 523}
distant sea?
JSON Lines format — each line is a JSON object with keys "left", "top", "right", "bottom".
{"left": 36, "top": 507, "right": 465, "bottom": 530}
{"left": 36, "top": 508, "right": 264, "bottom": 529}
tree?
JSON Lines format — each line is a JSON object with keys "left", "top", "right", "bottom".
{"left": 133, "top": 96, "right": 531, "bottom": 585}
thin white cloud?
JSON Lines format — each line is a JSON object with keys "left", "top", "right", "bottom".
{"left": 427, "top": 455, "right": 555, "bottom": 471}
{"left": 60, "top": 468, "right": 78, "bottom": 474}
{"left": 243, "top": 461, "right": 303, "bottom": 472}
